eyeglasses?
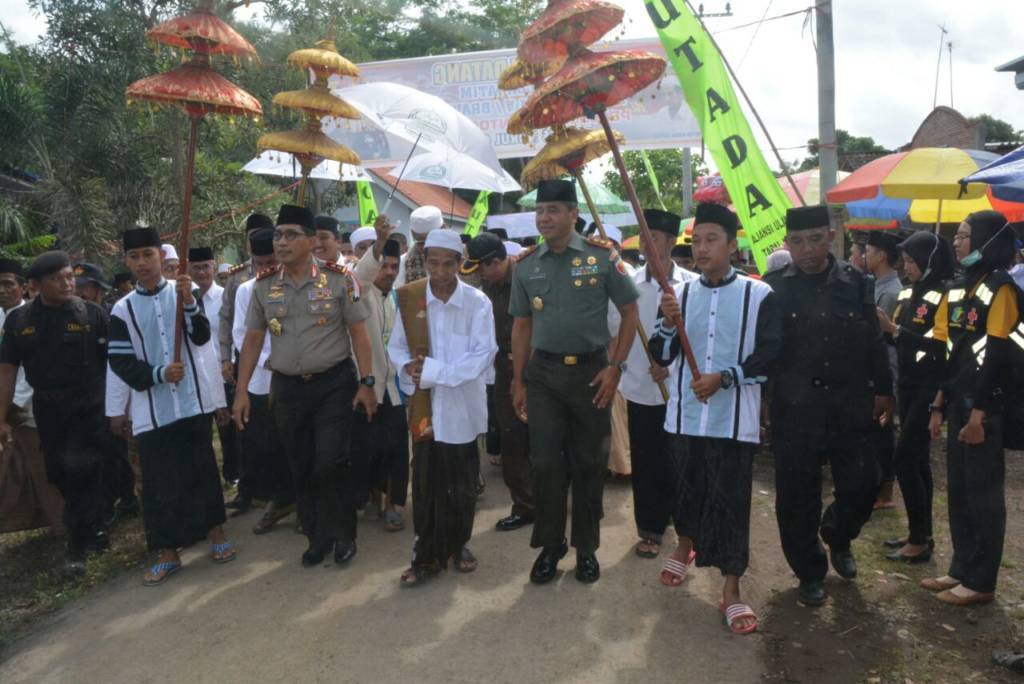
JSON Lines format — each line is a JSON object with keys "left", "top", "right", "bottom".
{"left": 953, "top": 232, "right": 970, "bottom": 242}
{"left": 273, "top": 229, "right": 307, "bottom": 242}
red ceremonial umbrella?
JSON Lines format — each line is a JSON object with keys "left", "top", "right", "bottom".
{"left": 508, "top": 48, "right": 700, "bottom": 379}
{"left": 518, "top": 0, "right": 625, "bottom": 65}
{"left": 125, "top": 3, "right": 260, "bottom": 361}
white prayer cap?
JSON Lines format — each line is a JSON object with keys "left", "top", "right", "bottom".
{"left": 409, "top": 205, "right": 444, "bottom": 236}
{"left": 601, "top": 224, "right": 622, "bottom": 245}
{"left": 217, "top": 263, "right": 232, "bottom": 274}
{"left": 161, "top": 244, "right": 179, "bottom": 261}
{"left": 350, "top": 226, "right": 376, "bottom": 246}
{"left": 504, "top": 241, "right": 523, "bottom": 257}
{"left": 424, "top": 229, "right": 464, "bottom": 255}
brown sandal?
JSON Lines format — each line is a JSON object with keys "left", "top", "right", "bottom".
{"left": 455, "top": 547, "right": 478, "bottom": 573}
{"left": 936, "top": 589, "right": 995, "bottom": 606}
{"left": 400, "top": 564, "right": 441, "bottom": 586}
{"left": 920, "top": 577, "right": 960, "bottom": 592}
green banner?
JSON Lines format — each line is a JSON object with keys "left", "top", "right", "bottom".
{"left": 356, "top": 180, "right": 378, "bottom": 226}
{"left": 647, "top": 0, "right": 792, "bottom": 273}
{"left": 640, "top": 150, "right": 667, "bottom": 211}
{"left": 463, "top": 190, "right": 491, "bottom": 237}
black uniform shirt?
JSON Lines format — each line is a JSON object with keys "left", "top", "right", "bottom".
{"left": 0, "top": 296, "right": 109, "bottom": 393}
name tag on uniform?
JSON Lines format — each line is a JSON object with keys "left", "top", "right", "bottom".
{"left": 309, "top": 288, "right": 333, "bottom": 301}
{"left": 528, "top": 272, "right": 547, "bottom": 280}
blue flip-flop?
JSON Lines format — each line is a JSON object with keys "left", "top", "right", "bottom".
{"left": 143, "top": 561, "right": 181, "bottom": 587}
{"left": 211, "top": 541, "right": 236, "bottom": 564}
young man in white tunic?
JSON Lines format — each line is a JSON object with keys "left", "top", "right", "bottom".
{"left": 648, "top": 203, "right": 781, "bottom": 635}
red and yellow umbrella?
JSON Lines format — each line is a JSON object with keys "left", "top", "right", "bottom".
{"left": 826, "top": 148, "right": 1024, "bottom": 225}
{"left": 518, "top": 0, "right": 625, "bottom": 65}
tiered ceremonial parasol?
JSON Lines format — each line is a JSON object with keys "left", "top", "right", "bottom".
{"left": 258, "top": 38, "right": 361, "bottom": 204}
{"left": 125, "top": 2, "right": 261, "bottom": 361}
{"left": 507, "top": 2, "right": 701, "bottom": 380}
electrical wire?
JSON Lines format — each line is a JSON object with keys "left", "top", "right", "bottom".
{"left": 736, "top": 0, "right": 775, "bottom": 70}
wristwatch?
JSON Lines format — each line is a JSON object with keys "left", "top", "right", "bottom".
{"left": 359, "top": 375, "right": 376, "bottom": 388}
{"left": 719, "top": 369, "right": 736, "bottom": 390}
{"left": 610, "top": 360, "right": 627, "bottom": 373}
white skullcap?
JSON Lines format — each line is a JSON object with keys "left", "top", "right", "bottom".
{"left": 424, "top": 229, "right": 464, "bottom": 255}
{"left": 601, "top": 224, "right": 622, "bottom": 245}
{"left": 409, "top": 205, "right": 444, "bottom": 236}
{"left": 217, "top": 263, "right": 232, "bottom": 274}
{"left": 503, "top": 241, "right": 523, "bottom": 257}
{"left": 161, "top": 244, "right": 179, "bottom": 261}
{"left": 350, "top": 226, "right": 376, "bottom": 246}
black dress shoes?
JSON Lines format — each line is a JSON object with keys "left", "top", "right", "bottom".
{"left": 334, "top": 540, "right": 357, "bottom": 565}
{"left": 85, "top": 529, "right": 110, "bottom": 554}
{"left": 883, "top": 537, "right": 935, "bottom": 550}
{"left": 885, "top": 548, "right": 932, "bottom": 564}
{"left": 829, "top": 547, "right": 858, "bottom": 579}
{"left": 495, "top": 513, "right": 535, "bottom": 532}
{"left": 575, "top": 552, "right": 600, "bottom": 584}
{"left": 301, "top": 544, "right": 328, "bottom": 567}
{"left": 530, "top": 540, "right": 568, "bottom": 584}
{"left": 798, "top": 580, "right": 827, "bottom": 606}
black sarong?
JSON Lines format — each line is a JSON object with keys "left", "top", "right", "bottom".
{"left": 411, "top": 440, "right": 477, "bottom": 569}
{"left": 351, "top": 394, "right": 409, "bottom": 508}
{"left": 136, "top": 413, "right": 226, "bottom": 551}
{"left": 672, "top": 435, "right": 754, "bottom": 577}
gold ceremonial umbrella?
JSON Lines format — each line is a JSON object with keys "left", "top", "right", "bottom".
{"left": 258, "top": 38, "right": 361, "bottom": 204}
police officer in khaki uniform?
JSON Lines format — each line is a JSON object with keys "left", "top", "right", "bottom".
{"left": 233, "top": 204, "right": 378, "bottom": 568}
{"left": 510, "top": 180, "right": 640, "bottom": 584}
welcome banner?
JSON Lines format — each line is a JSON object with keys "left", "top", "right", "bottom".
{"left": 356, "top": 180, "right": 378, "bottom": 226}
{"left": 647, "top": 0, "right": 792, "bottom": 272}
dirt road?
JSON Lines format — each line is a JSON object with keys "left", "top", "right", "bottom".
{"left": 3, "top": 449, "right": 1024, "bottom": 683}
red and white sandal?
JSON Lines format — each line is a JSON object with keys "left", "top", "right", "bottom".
{"left": 721, "top": 602, "right": 758, "bottom": 635}
{"left": 659, "top": 548, "right": 697, "bottom": 587}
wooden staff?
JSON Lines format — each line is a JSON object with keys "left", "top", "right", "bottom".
{"left": 597, "top": 111, "right": 701, "bottom": 381}
{"left": 573, "top": 170, "right": 669, "bottom": 402}
{"left": 172, "top": 114, "right": 200, "bottom": 363}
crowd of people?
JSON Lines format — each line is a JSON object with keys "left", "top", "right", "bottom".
{"left": 1, "top": 178, "right": 1023, "bottom": 637}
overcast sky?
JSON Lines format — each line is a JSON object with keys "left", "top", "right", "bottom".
{"left": 4, "top": 0, "right": 1023, "bottom": 168}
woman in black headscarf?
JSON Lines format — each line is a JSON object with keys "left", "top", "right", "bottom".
{"left": 919, "top": 210, "right": 1022, "bottom": 606}
{"left": 876, "top": 231, "right": 954, "bottom": 563}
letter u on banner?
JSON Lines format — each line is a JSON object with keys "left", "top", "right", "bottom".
{"left": 357, "top": 180, "right": 378, "bottom": 226}
{"left": 647, "top": 0, "right": 792, "bottom": 273}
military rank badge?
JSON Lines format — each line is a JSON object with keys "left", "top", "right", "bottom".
{"left": 269, "top": 318, "right": 283, "bottom": 336}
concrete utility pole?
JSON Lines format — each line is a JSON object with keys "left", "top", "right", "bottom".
{"left": 816, "top": 1, "right": 840, "bottom": 256}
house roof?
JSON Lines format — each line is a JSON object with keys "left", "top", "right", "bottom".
{"left": 367, "top": 168, "right": 472, "bottom": 220}
{"left": 996, "top": 55, "right": 1024, "bottom": 73}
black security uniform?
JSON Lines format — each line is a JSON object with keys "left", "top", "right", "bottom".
{"left": 764, "top": 255, "right": 893, "bottom": 583}
{"left": 0, "top": 296, "right": 110, "bottom": 558}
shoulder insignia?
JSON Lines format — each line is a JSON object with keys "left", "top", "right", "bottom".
{"left": 228, "top": 263, "right": 247, "bottom": 275}
{"left": 322, "top": 261, "right": 348, "bottom": 275}
{"left": 515, "top": 245, "right": 538, "bottom": 261}
{"left": 256, "top": 265, "right": 279, "bottom": 281}
{"left": 585, "top": 236, "right": 614, "bottom": 250}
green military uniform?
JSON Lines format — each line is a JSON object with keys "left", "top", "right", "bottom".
{"left": 219, "top": 261, "right": 253, "bottom": 363}
{"left": 510, "top": 231, "right": 639, "bottom": 554}
{"left": 245, "top": 259, "right": 369, "bottom": 553}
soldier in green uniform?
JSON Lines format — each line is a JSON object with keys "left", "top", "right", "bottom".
{"left": 233, "top": 204, "right": 378, "bottom": 568}
{"left": 509, "top": 179, "right": 640, "bottom": 584}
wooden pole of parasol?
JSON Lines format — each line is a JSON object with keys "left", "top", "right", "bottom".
{"left": 173, "top": 114, "right": 200, "bottom": 363}
{"left": 572, "top": 170, "right": 669, "bottom": 402}
{"left": 597, "top": 111, "right": 701, "bottom": 381}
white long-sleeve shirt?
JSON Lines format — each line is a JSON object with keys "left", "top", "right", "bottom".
{"left": 200, "top": 282, "right": 224, "bottom": 362}
{"left": 387, "top": 279, "right": 497, "bottom": 444}
{"left": 232, "top": 278, "right": 272, "bottom": 395}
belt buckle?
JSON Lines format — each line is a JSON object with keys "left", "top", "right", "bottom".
{"left": 564, "top": 355, "right": 578, "bottom": 366}
{"left": 301, "top": 373, "right": 314, "bottom": 382}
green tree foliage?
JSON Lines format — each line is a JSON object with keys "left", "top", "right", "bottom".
{"left": 602, "top": 148, "right": 709, "bottom": 220}
{"left": 968, "top": 114, "right": 1023, "bottom": 144}
{"left": 1, "top": 0, "right": 544, "bottom": 269}
{"left": 798, "top": 129, "right": 889, "bottom": 171}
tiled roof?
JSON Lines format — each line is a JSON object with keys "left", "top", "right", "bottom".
{"left": 367, "top": 168, "right": 472, "bottom": 219}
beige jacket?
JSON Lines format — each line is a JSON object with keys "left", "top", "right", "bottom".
{"left": 354, "top": 250, "right": 402, "bottom": 405}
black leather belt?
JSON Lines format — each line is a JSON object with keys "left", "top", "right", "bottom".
{"left": 275, "top": 359, "right": 352, "bottom": 383}
{"left": 534, "top": 349, "right": 606, "bottom": 366}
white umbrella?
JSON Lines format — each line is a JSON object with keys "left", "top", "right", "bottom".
{"left": 329, "top": 82, "right": 503, "bottom": 175}
{"left": 401, "top": 151, "right": 521, "bottom": 193}
{"left": 242, "top": 151, "right": 369, "bottom": 182}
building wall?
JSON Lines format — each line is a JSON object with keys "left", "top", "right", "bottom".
{"left": 909, "top": 106, "right": 984, "bottom": 150}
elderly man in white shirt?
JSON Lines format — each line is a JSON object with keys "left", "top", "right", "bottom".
{"left": 389, "top": 229, "right": 497, "bottom": 585}
{"left": 608, "top": 210, "right": 697, "bottom": 559}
